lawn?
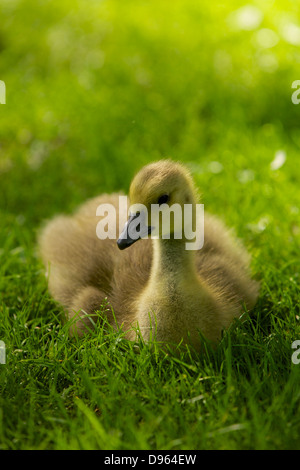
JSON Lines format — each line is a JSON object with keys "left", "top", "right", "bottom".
{"left": 0, "top": 0, "right": 299, "bottom": 450}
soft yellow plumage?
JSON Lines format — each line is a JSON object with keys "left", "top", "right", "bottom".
{"left": 38, "top": 160, "right": 259, "bottom": 351}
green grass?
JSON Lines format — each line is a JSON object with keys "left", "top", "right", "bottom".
{"left": 0, "top": 0, "right": 300, "bottom": 450}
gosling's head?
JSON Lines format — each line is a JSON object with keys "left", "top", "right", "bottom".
{"left": 117, "top": 160, "right": 199, "bottom": 250}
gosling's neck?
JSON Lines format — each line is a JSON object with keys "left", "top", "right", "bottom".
{"left": 150, "top": 236, "right": 198, "bottom": 289}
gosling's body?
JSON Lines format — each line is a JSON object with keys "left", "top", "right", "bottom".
{"left": 38, "top": 160, "right": 259, "bottom": 350}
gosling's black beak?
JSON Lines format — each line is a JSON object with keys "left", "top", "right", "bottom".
{"left": 117, "top": 213, "right": 152, "bottom": 250}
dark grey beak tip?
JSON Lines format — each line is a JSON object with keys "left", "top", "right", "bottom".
{"left": 117, "top": 213, "right": 153, "bottom": 251}
{"left": 117, "top": 238, "right": 132, "bottom": 250}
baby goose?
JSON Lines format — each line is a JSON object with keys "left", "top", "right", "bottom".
{"left": 38, "top": 160, "right": 259, "bottom": 351}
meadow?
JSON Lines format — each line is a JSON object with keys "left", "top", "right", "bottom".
{"left": 0, "top": 0, "right": 299, "bottom": 450}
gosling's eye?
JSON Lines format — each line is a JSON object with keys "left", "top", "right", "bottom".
{"left": 157, "top": 194, "right": 169, "bottom": 205}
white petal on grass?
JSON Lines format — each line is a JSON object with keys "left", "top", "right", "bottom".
{"left": 208, "top": 161, "right": 223, "bottom": 174}
{"left": 257, "top": 216, "right": 270, "bottom": 232}
{"left": 281, "top": 22, "right": 300, "bottom": 46}
{"left": 208, "top": 423, "right": 247, "bottom": 437}
{"left": 227, "top": 5, "right": 263, "bottom": 31}
{"left": 254, "top": 28, "right": 279, "bottom": 49}
{"left": 270, "top": 150, "right": 286, "bottom": 170}
{"left": 185, "top": 394, "right": 205, "bottom": 404}
{"left": 247, "top": 216, "right": 271, "bottom": 233}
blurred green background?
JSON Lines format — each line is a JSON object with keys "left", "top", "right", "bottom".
{"left": 0, "top": 0, "right": 300, "bottom": 232}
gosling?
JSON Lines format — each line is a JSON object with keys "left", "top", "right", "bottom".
{"left": 38, "top": 160, "right": 259, "bottom": 351}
